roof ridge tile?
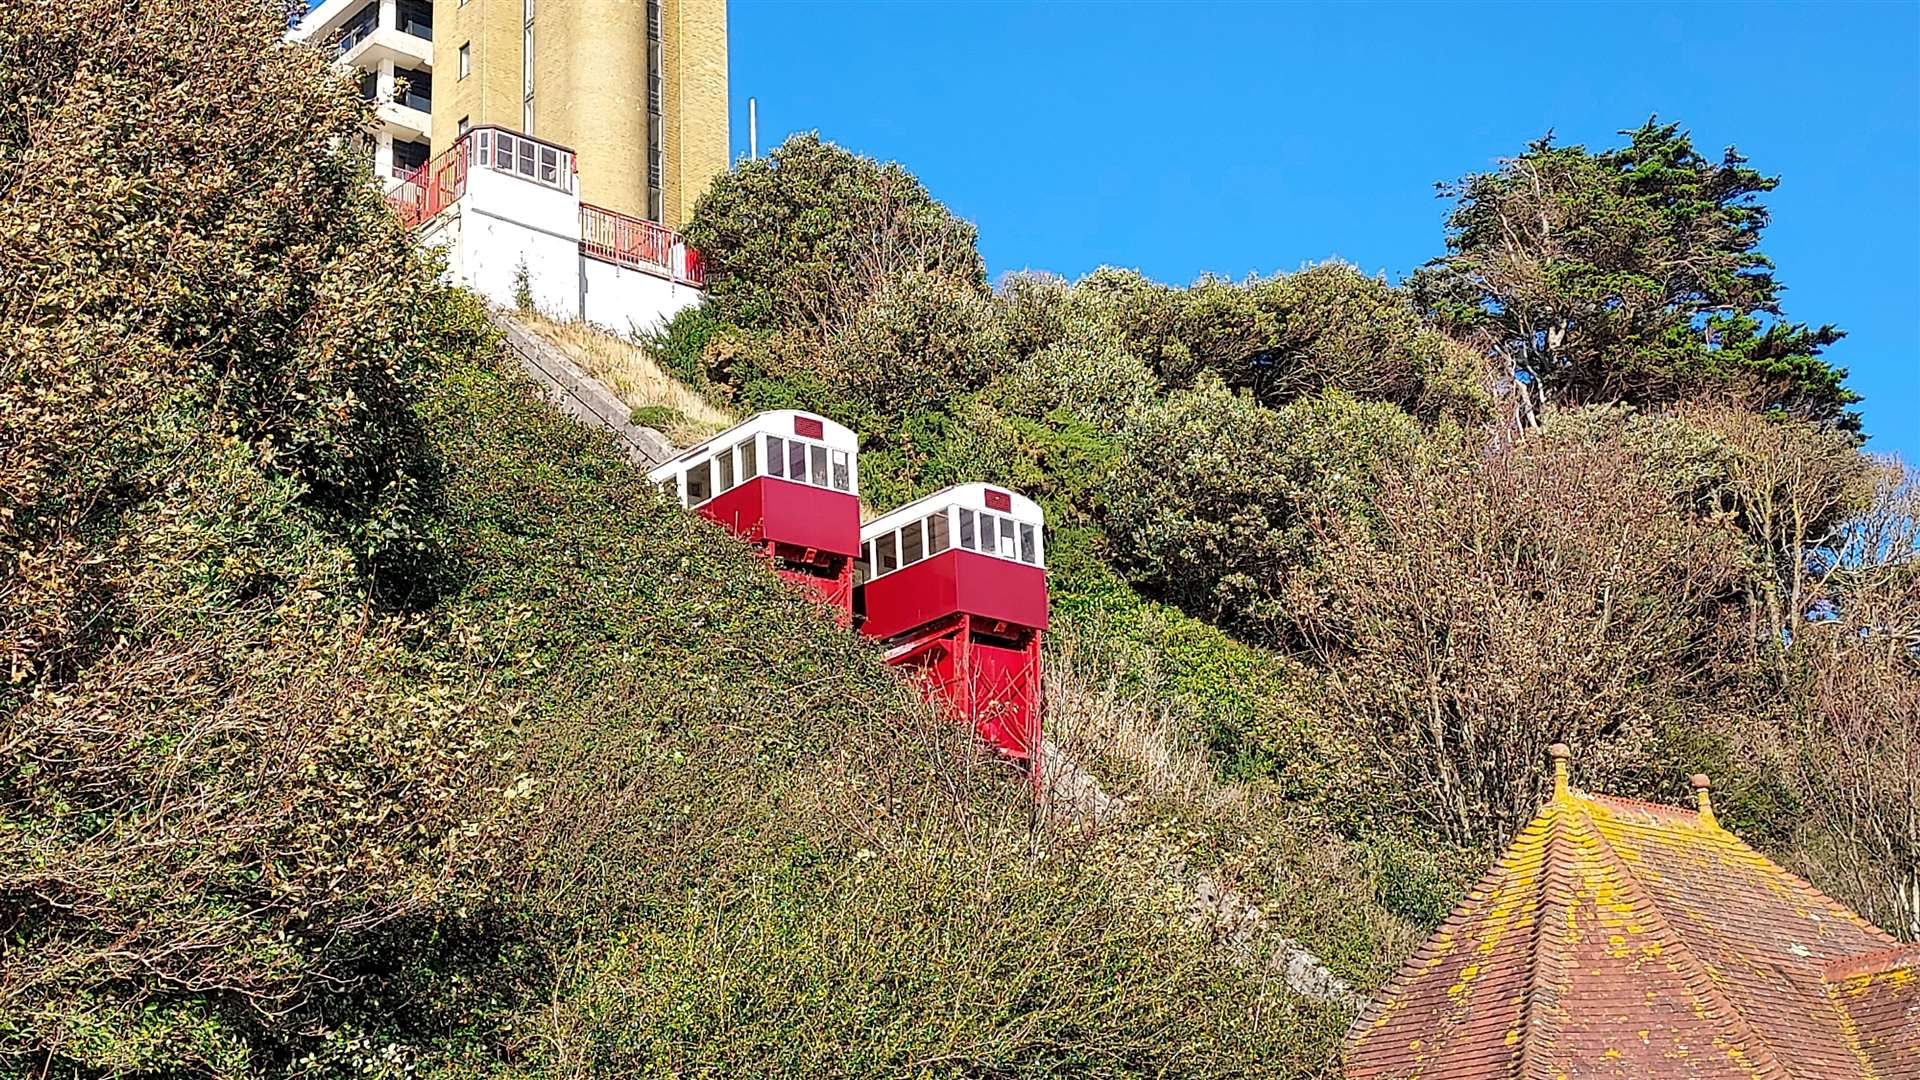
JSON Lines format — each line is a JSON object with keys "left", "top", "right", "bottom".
{"left": 1824, "top": 943, "right": 1920, "bottom": 983}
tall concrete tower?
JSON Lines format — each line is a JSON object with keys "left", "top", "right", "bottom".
{"left": 430, "top": 0, "right": 727, "bottom": 226}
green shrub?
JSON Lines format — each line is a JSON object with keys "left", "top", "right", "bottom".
{"left": 683, "top": 132, "right": 986, "bottom": 333}
{"left": 1101, "top": 380, "right": 1420, "bottom": 645}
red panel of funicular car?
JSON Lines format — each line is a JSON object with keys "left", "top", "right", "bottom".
{"left": 855, "top": 484, "right": 1047, "bottom": 762}
{"left": 648, "top": 411, "right": 861, "bottom": 619}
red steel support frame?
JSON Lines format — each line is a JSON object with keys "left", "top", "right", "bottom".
{"left": 768, "top": 540, "right": 854, "bottom": 627}
{"left": 883, "top": 612, "right": 1042, "bottom": 766}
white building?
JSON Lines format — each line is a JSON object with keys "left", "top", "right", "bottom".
{"left": 291, "top": 4, "right": 706, "bottom": 335}
{"left": 293, "top": 0, "right": 436, "bottom": 186}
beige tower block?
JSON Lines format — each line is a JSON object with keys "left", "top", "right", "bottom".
{"left": 430, "top": 0, "right": 728, "bottom": 227}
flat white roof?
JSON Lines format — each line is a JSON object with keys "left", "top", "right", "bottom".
{"left": 646, "top": 410, "right": 857, "bottom": 482}
{"left": 862, "top": 483, "right": 1043, "bottom": 540}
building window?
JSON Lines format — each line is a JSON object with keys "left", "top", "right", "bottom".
{"left": 522, "top": 0, "right": 534, "bottom": 133}
{"left": 338, "top": 1, "right": 378, "bottom": 55}
{"left": 458, "top": 43, "right": 470, "bottom": 80}
{"left": 646, "top": 0, "right": 661, "bottom": 40}
{"left": 395, "top": 66, "right": 432, "bottom": 111}
{"left": 458, "top": 115, "right": 470, "bottom": 136}
{"left": 396, "top": 0, "right": 432, "bottom": 40}
{"left": 391, "top": 138, "right": 430, "bottom": 179}
{"left": 358, "top": 70, "right": 378, "bottom": 101}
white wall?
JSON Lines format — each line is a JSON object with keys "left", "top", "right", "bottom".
{"left": 450, "top": 168, "right": 580, "bottom": 316}
{"left": 422, "top": 147, "right": 704, "bottom": 331}
{"left": 581, "top": 256, "right": 702, "bottom": 336}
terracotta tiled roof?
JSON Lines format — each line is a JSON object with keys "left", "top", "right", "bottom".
{"left": 1344, "top": 756, "right": 1920, "bottom": 1080}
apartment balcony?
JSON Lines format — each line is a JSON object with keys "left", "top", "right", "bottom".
{"left": 294, "top": 0, "right": 432, "bottom": 73}
{"left": 340, "top": 25, "right": 432, "bottom": 73}
{"left": 376, "top": 99, "right": 432, "bottom": 143}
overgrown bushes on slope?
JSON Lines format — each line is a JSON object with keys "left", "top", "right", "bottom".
{"left": 1, "top": 3, "right": 1355, "bottom": 1074}
{"left": 2, "top": 0, "right": 502, "bottom": 1069}
{"left": 406, "top": 349, "right": 1354, "bottom": 1077}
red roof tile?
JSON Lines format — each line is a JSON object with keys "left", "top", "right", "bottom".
{"left": 1344, "top": 774, "right": 1917, "bottom": 1079}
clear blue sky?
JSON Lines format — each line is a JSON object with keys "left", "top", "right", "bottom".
{"left": 728, "top": 0, "right": 1920, "bottom": 457}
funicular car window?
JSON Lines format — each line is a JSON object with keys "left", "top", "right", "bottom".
{"left": 855, "top": 542, "right": 872, "bottom": 586}
{"left": 831, "top": 450, "right": 850, "bottom": 492}
{"left": 927, "top": 511, "right": 949, "bottom": 554}
{"left": 684, "top": 460, "right": 710, "bottom": 504}
{"left": 765, "top": 435, "right": 784, "bottom": 478}
{"left": 901, "top": 521, "right": 923, "bottom": 565}
{"left": 808, "top": 444, "right": 828, "bottom": 487}
{"left": 876, "top": 533, "right": 899, "bottom": 574}
{"left": 1000, "top": 516, "right": 1018, "bottom": 557}
{"left": 1020, "top": 523, "right": 1036, "bottom": 564}
{"left": 716, "top": 449, "right": 735, "bottom": 493}
{"left": 787, "top": 439, "right": 807, "bottom": 482}
{"left": 738, "top": 438, "right": 757, "bottom": 480}
{"left": 959, "top": 508, "right": 976, "bottom": 550}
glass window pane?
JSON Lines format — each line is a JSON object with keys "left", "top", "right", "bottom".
{"left": 1000, "top": 516, "right": 1018, "bottom": 557}
{"left": 738, "top": 438, "right": 757, "bottom": 481}
{"left": 788, "top": 439, "right": 807, "bottom": 482}
{"left": 831, "top": 449, "right": 850, "bottom": 492}
{"left": 877, "top": 533, "right": 899, "bottom": 574}
{"left": 494, "top": 133, "right": 513, "bottom": 169}
{"left": 959, "top": 508, "right": 976, "bottom": 550}
{"left": 808, "top": 443, "right": 828, "bottom": 487}
{"left": 927, "top": 511, "right": 949, "bottom": 554}
{"left": 1020, "top": 523, "right": 1036, "bottom": 564}
{"left": 518, "top": 139, "right": 535, "bottom": 176}
{"left": 716, "top": 450, "right": 734, "bottom": 493}
{"left": 854, "top": 543, "right": 871, "bottom": 588}
{"left": 902, "top": 522, "right": 924, "bottom": 565}
{"left": 684, "top": 461, "right": 710, "bottom": 504}
{"left": 539, "top": 147, "right": 558, "bottom": 184}
{"left": 765, "top": 435, "right": 784, "bottom": 478}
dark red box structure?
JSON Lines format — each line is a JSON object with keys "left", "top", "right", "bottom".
{"left": 855, "top": 484, "right": 1048, "bottom": 762}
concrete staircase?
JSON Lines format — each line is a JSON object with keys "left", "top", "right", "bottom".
{"left": 492, "top": 310, "right": 678, "bottom": 467}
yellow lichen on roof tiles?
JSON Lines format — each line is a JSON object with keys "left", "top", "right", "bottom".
{"left": 1345, "top": 755, "right": 1916, "bottom": 1080}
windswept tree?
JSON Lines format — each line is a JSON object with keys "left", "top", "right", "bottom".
{"left": 1414, "top": 119, "right": 1856, "bottom": 432}
{"left": 682, "top": 133, "right": 986, "bottom": 335}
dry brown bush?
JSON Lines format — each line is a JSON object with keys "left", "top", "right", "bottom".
{"left": 1299, "top": 423, "right": 1751, "bottom": 849}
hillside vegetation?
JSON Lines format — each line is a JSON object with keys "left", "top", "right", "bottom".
{"left": 668, "top": 131, "right": 1918, "bottom": 941}
{"left": 2, "top": 2, "right": 1351, "bottom": 1075}
{"left": 4, "top": 1, "right": 1915, "bottom": 1077}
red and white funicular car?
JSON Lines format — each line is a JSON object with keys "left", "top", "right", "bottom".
{"left": 855, "top": 484, "right": 1047, "bottom": 762}
{"left": 648, "top": 411, "right": 862, "bottom": 619}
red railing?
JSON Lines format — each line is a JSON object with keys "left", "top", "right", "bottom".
{"left": 579, "top": 202, "right": 705, "bottom": 287}
{"left": 386, "top": 139, "right": 468, "bottom": 229}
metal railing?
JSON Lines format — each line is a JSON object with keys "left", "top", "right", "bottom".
{"left": 579, "top": 203, "right": 705, "bottom": 286}
{"left": 386, "top": 140, "right": 468, "bottom": 229}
